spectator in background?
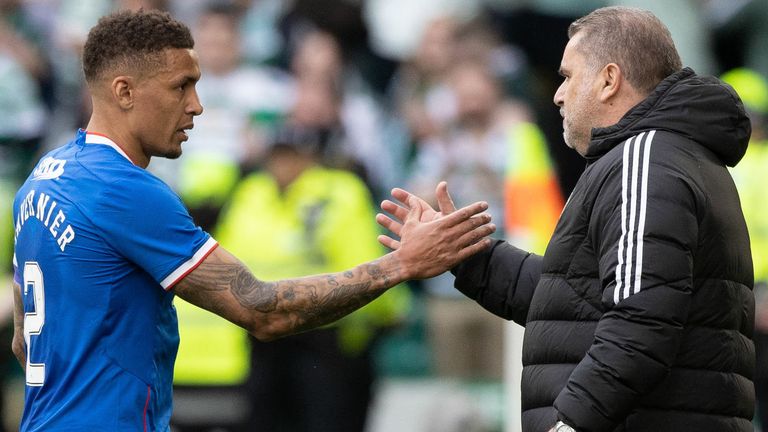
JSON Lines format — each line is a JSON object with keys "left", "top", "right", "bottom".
{"left": 408, "top": 60, "right": 528, "bottom": 228}
{"left": 150, "top": 1, "right": 294, "bottom": 230}
{"left": 287, "top": 29, "right": 394, "bottom": 198}
{"left": 281, "top": 0, "right": 396, "bottom": 94}
{"left": 0, "top": 0, "right": 49, "bottom": 183}
{"left": 0, "top": 0, "right": 50, "bottom": 277}
{"left": 168, "top": 0, "right": 285, "bottom": 67}
{"left": 722, "top": 67, "right": 768, "bottom": 431}
{"left": 388, "top": 16, "right": 459, "bottom": 148}
{"left": 386, "top": 14, "right": 538, "bottom": 202}
{"left": 237, "top": 0, "right": 285, "bottom": 66}
{"left": 290, "top": 29, "right": 343, "bottom": 86}
{"left": 407, "top": 59, "right": 561, "bottom": 380}
{"left": 451, "top": 14, "right": 531, "bottom": 103}
{"left": 383, "top": 15, "right": 460, "bottom": 210}
{"left": 210, "top": 123, "right": 411, "bottom": 432}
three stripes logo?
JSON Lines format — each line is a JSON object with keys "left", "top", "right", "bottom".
{"left": 613, "top": 130, "right": 655, "bottom": 304}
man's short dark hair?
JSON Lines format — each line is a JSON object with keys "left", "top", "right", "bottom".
{"left": 83, "top": 9, "right": 194, "bottom": 83}
{"left": 569, "top": 6, "right": 683, "bottom": 95}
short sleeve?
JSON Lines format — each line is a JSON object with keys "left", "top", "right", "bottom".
{"left": 95, "top": 172, "right": 217, "bottom": 290}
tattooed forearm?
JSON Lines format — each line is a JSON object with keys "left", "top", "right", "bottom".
{"left": 283, "top": 259, "right": 400, "bottom": 334}
{"left": 177, "top": 249, "right": 406, "bottom": 339}
{"left": 364, "top": 263, "right": 391, "bottom": 287}
{"left": 286, "top": 275, "right": 379, "bottom": 334}
{"left": 183, "top": 261, "right": 278, "bottom": 313}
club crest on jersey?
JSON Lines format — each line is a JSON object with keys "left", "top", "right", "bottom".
{"left": 32, "top": 157, "right": 66, "bottom": 181}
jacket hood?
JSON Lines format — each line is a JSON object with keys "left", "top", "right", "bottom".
{"left": 586, "top": 67, "right": 751, "bottom": 167}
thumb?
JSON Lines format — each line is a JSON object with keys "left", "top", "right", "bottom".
{"left": 406, "top": 195, "right": 424, "bottom": 222}
{"left": 436, "top": 181, "right": 456, "bottom": 215}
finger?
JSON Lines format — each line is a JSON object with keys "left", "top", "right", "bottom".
{"left": 390, "top": 188, "right": 412, "bottom": 206}
{"left": 444, "top": 213, "right": 493, "bottom": 245}
{"left": 376, "top": 213, "right": 403, "bottom": 237}
{"left": 455, "top": 222, "right": 496, "bottom": 248}
{"left": 381, "top": 200, "right": 408, "bottom": 222}
{"left": 435, "top": 181, "right": 456, "bottom": 215}
{"left": 405, "top": 195, "right": 424, "bottom": 222}
{"left": 454, "top": 237, "right": 494, "bottom": 261}
{"left": 440, "top": 201, "right": 489, "bottom": 228}
{"left": 393, "top": 188, "right": 439, "bottom": 216}
{"left": 378, "top": 234, "right": 401, "bottom": 250}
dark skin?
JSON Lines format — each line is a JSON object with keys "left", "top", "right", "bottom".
{"left": 12, "top": 47, "right": 496, "bottom": 368}
{"left": 11, "top": 281, "right": 25, "bottom": 367}
{"left": 176, "top": 248, "right": 388, "bottom": 339}
{"left": 171, "top": 198, "right": 494, "bottom": 342}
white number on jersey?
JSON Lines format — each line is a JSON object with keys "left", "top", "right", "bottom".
{"left": 23, "top": 262, "right": 46, "bottom": 386}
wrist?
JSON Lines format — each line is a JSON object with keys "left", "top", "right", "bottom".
{"left": 378, "top": 251, "right": 412, "bottom": 285}
{"left": 555, "top": 420, "right": 576, "bottom": 432}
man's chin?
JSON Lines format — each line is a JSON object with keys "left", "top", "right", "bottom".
{"left": 158, "top": 149, "right": 182, "bottom": 160}
{"left": 563, "top": 133, "right": 574, "bottom": 149}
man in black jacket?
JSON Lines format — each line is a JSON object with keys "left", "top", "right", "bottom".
{"left": 377, "top": 6, "right": 754, "bottom": 432}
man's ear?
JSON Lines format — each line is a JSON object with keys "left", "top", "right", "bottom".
{"left": 112, "top": 76, "right": 135, "bottom": 110}
{"left": 598, "top": 63, "right": 622, "bottom": 103}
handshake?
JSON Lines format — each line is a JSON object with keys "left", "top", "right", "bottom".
{"left": 375, "top": 181, "right": 496, "bottom": 280}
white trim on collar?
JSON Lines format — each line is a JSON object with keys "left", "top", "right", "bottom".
{"left": 85, "top": 132, "right": 135, "bottom": 165}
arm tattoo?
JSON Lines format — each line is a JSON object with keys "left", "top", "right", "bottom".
{"left": 284, "top": 262, "right": 397, "bottom": 333}
{"left": 183, "top": 261, "right": 278, "bottom": 312}
{"left": 287, "top": 274, "right": 378, "bottom": 333}
{"left": 182, "top": 255, "right": 402, "bottom": 336}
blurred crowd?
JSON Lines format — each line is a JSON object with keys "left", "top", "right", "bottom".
{"left": 1, "top": 0, "right": 768, "bottom": 431}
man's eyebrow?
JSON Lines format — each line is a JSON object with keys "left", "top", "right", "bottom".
{"left": 174, "top": 74, "right": 199, "bottom": 85}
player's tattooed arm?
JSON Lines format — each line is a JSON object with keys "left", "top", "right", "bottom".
{"left": 175, "top": 195, "right": 495, "bottom": 340}
{"left": 11, "top": 281, "right": 26, "bottom": 370}
{"left": 175, "top": 248, "right": 399, "bottom": 339}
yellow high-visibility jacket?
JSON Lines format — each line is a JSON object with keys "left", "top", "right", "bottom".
{"left": 173, "top": 165, "right": 411, "bottom": 385}
{"left": 731, "top": 140, "right": 768, "bottom": 282}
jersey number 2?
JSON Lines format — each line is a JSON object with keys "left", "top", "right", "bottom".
{"left": 24, "top": 262, "right": 46, "bottom": 386}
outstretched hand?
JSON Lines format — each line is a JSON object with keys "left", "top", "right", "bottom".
{"left": 377, "top": 182, "right": 495, "bottom": 280}
{"left": 376, "top": 181, "right": 458, "bottom": 249}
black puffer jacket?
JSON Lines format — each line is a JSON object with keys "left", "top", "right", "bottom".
{"left": 454, "top": 68, "right": 754, "bottom": 432}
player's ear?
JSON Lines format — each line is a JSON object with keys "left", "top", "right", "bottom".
{"left": 112, "top": 76, "right": 136, "bottom": 110}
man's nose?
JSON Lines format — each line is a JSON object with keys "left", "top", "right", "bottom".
{"left": 553, "top": 83, "right": 565, "bottom": 107}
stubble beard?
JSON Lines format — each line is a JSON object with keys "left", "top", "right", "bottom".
{"left": 165, "top": 149, "right": 182, "bottom": 160}
{"left": 156, "top": 145, "right": 182, "bottom": 160}
{"left": 562, "top": 123, "right": 574, "bottom": 150}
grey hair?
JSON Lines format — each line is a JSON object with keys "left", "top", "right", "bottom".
{"left": 568, "top": 6, "right": 682, "bottom": 95}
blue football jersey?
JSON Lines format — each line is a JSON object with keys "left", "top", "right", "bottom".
{"left": 12, "top": 130, "right": 218, "bottom": 431}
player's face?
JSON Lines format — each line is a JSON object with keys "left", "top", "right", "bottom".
{"left": 553, "top": 33, "right": 602, "bottom": 156}
{"left": 132, "top": 48, "right": 203, "bottom": 161}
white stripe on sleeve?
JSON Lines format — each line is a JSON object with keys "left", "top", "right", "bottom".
{"left": 161, "top": 237, "right": 218, "bottom": 290}
{"left": 613, "top": 131, "right": 655, "bottom": 303}
{"left": 614, "top": 135, "right": 635, "bottom": 304}
{"left": 633, "top": 130, "right": 655, "bottom": 296}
